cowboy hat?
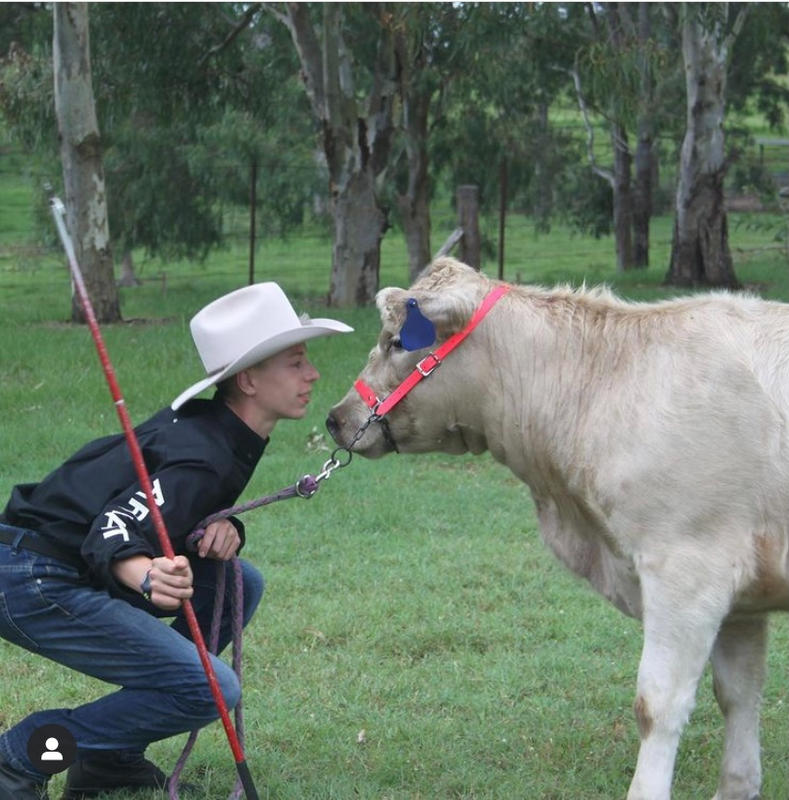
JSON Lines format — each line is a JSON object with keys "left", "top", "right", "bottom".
{"left": 171, "top": 282, "right": 353, "bottom": 410}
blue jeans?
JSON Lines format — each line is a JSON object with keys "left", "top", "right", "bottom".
{"left": 0, "top": 536, "right": 264, "bottom": 781}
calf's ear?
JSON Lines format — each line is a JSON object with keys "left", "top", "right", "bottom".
{"left": 376, "top": 287, "right": 409, "bottom": 323}
{"left": 410, "top": 288, "right": 478, "bottom": 336}
{"left": 376, "top": 286, "right": 475, "bottom": 339}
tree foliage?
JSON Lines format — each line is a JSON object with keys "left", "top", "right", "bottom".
{"left": 430, "top": 3, "right": 586, "bottom": 229}
{"left": 727, "top": 2, "right": 789, "bottom": 151}
{"left": 1, "top": 2, "right": 788, "bottom": 297}
{"left": 90, "top": 3, "right": 313, "bottom": 260}
{"left": 1, "top": 3, "right": 315, "bottom": 263}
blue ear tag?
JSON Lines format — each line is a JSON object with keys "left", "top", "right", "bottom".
{"left": 399, "top": 298, "right": 436, "bottom": 351}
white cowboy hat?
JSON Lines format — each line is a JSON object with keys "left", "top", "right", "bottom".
{"left": 171, "top": 282, "right": 353, "bottom": 410}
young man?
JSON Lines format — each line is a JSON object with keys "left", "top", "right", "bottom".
{"left": 0, "top": 283, "right": 352, "bottom": 800}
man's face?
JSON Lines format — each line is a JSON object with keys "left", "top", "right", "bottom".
{"left": 247, "top": 343, "right": 320, "bottom": 424}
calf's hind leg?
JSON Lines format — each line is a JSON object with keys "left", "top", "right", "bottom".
{"left": 710, "top": 616, "right": 767, "bottom": 800}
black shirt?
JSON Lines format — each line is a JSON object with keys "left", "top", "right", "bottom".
{"left": 2, "top": 397, "right": 267, "bottom": 594}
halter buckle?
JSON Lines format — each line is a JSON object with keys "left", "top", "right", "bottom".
{"left": 416, "top": 352, "right": 441, "bottom": 377}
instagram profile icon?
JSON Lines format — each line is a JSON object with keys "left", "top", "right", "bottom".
{"left": 26, "top": 724, "right": 77, "bottom": 775}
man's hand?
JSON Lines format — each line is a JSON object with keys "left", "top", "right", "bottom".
{"left": 147, "top": 555, "right": 194, "bottom": 610}
{"left": 196, "top": 519, "right": 241, "bottom": 561}
{"left": 112, "top": 554, "right": 194, "bottom": 611}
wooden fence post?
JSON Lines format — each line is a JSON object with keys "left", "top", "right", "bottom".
{"left": 248, "top": 156, "right": 257, "bottom": 286}
{"left": 457, "top": 184, "right": 481, "bottom": 269}
{"left": 498, "top": 161, "right": 507, "bottom": 280}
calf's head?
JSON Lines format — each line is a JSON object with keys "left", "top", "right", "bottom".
{"left": 326, "top": 258, "right": 492, "bottom": 458}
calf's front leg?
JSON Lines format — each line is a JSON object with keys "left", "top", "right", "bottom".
{"left": 626, "top": 564, "right": 731, "bottom": 800}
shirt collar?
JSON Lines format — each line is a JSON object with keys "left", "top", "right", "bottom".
{"left": 209, "top": 396, "right": 268, "bottom": 466}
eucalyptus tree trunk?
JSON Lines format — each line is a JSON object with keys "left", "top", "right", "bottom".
{"left": 632, "top": 121, "right": 654, "bottom": 268}
{"left": 394, "top": 54, "right": 432, "bottom": 282}
{"left": 117, "top": 251, "right": 141, "bottom": 287}
{"left": 570, "top": 60, "right": 634, "bottom": 272}
{"left": 665, "top": 4, "right": 747, "bottom": 288}
{"left": 392, "top": 7, "right": 439, "bottom": 281}
{"left": 632, "top": 2, "right": 654, "bottom": 268}
{"left": 611, "top": 123, "right": 634, "bottom": 273}
{"left": 532, "top": 101, "right": 552, "bottom": 229}
{"left": 605, "top": 6, "right": 634, "bottom": 273}
{"left": 278, "top": 3, "right": 396, "bottom": 306}
{"left": 53, "top": 2, "right": 119, "bottom": 322}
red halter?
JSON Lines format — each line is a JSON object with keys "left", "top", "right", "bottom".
{"left": 354, "top": 284, "right": 512, "bottom": 418}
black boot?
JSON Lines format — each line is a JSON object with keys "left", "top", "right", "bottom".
{"left": 0, "top": 758, "right": 49, "bottom": 800}
{"left": 61, "top": 749, "right": 166, "bottom": 799}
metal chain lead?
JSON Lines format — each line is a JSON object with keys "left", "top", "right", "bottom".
{"left": 308, "top": 413, "right": 378, "bottom": 488}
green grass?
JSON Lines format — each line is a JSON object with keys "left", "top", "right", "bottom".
{"left": 1, "top": 165, "right": 789, "bottom": 799}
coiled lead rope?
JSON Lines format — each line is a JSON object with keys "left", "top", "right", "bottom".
{"left": 167, "top": 424, "right": 373, "bottom": 798}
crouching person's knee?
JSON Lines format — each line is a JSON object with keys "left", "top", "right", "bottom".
{"left": 182, "top": 656, "right": 241, "bottom": 722}
{"left": 211, "top": 657, "right": 242, "bottom": 711}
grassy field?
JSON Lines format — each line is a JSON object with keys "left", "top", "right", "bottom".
{"left": 1, "top": 164, "right": 789, "bottom": 799}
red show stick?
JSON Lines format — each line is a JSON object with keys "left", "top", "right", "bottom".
{"left": 50, "top": 197, "right": 259, "bottom": 800}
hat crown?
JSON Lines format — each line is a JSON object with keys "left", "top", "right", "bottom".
{"left": 191, "top": 283, "right": 299, "bottom": 374}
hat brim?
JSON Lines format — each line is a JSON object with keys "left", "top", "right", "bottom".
{"left": 171, "top": 318, "right": 352, "bottom": 411}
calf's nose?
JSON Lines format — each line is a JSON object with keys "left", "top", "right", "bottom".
{"left": 325, "top": 412, "right": 340, "bottom": 440}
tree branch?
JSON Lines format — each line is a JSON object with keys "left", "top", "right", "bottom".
{"left": 554, "top": 62, "right": 614, "bottom": 186}
{"left": 434, "top": 227, "right": 464, "bottom": 259}
{"left": 198, "top": 4, "right": 262, "bottom": 68}
{"left": 367, "top": 8, "right": 398, "bottom": 176}
{"left": 322, "top": 3, "right": 349, "bottom": 131}
{"left": 271, "top": 2, "right": 325, "bottom": 119}
{"left": 724, "top": 5, "right": 748, "bottom": 54}
{"left": 261, "top": 2, "right": 288, "bottom": 28}
{"left": 613, "top": 2, "right": 637, "bottom": 40}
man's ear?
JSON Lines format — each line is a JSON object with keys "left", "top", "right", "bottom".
{"left": 233, "top": 369, "right": 256, "bottom": 398}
